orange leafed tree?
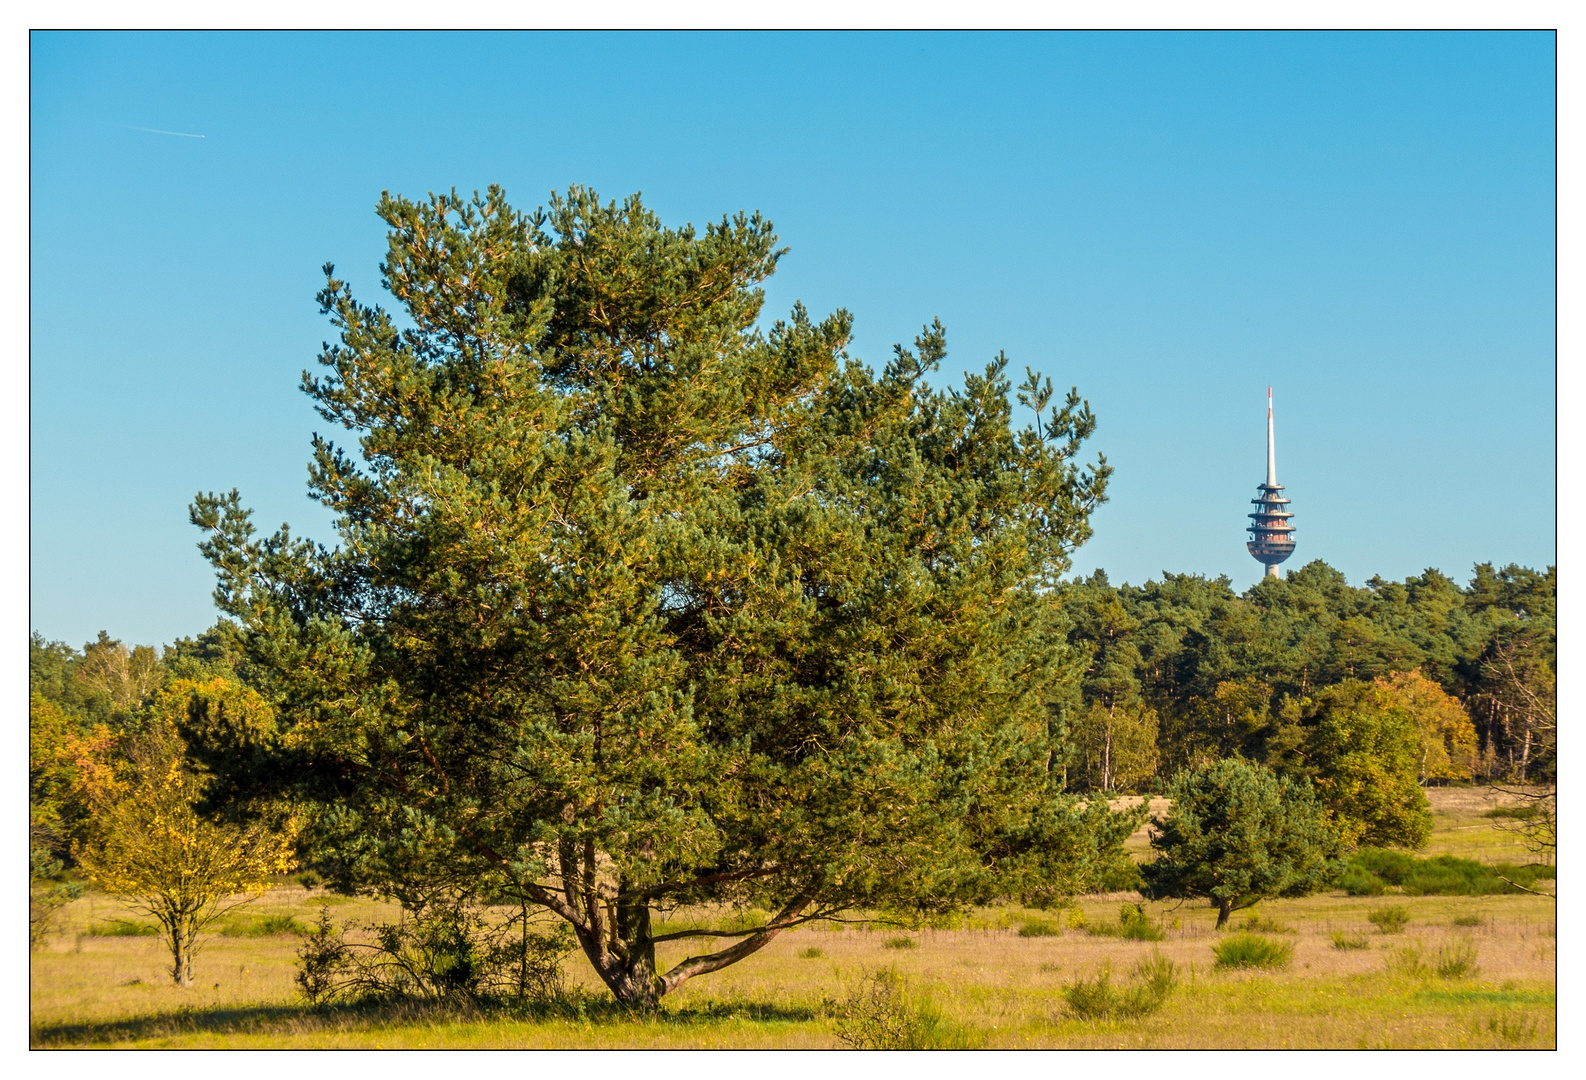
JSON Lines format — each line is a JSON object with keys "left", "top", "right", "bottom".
{"left": 1374, "top": 670, "right": 1478, "bottom": 784}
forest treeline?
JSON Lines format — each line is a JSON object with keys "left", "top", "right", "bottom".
{"left": 1054, "top": 558, "right": 1555, "bottom": 797}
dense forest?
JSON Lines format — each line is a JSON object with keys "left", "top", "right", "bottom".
{"left": 33, "top": 555, "right": 1555, "bottom": 874}
{"left": 1054, "top": 559, "right": 1556, "bottom": 797}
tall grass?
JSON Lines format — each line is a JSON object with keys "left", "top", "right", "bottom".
{"left": 1368, "top": 906, "right": 1410, "bottom": 934}
{"left": 1062, "top": 951, "right": 1179, "bottom": 1021}
{"left": 823, "top": 970, "right": 983, "bottom": 1049}
{"left": 1342, "top": 850, "right": 1555, "bottom": 897}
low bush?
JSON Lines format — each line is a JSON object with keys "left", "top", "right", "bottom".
{"left": 1018, "top": 917, "right": 1063, "bottom": 938}
{"left": 1484, "top": 806, "right": 1538, "bottom": 821}
{"left": 1342, "top": 850, "right": 1556, "bottom": 897}
{"left": 295, "top": 901, "right": 573, "bottom": 1006}
{"left": 798, "top": 947, "right": 826, "bottom": 959}
{"left": 84, "top": 919, "right": 158, "bottom": 937}
{"left": 881, "top": 936, "right": 918, "bottom": 950}
{"left": 824, "top": 970, "right": 984, "bottom": 1049}
{"left": 1451, "top": 914, "right": 1485, "bottom": 928}
{"left": 1433, "top": 939, "right": 1480, "bottom": 980}
{"left": 1368, "top": 906, "right": 1410, "bottom": 934}
{"left": 1330, "top": 931, "right": 1370, "bottom": 950}
{"left": 1085, "top": 903, "right": 1165, "bottom": 941}
{"left": 1062, "top": 951, "right": 1180, "bottom": 1021}
{"left": 1237, "top": 911, "right": 1295, "bottom": 934}
{"left": 1211, "top": 934, "right": 1293, "bottom": 970}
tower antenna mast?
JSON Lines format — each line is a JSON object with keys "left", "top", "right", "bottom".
{"left": 1248, "top": 387, "right": 1296, "bottom": 578}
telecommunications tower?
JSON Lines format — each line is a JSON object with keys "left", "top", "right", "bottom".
{"left": 1246, "top": 387, "right": 1296, "bottom": 578}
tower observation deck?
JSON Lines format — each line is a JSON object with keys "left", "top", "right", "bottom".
{"left": 1247, "top": 387, "right": 1296, "bottom": 578}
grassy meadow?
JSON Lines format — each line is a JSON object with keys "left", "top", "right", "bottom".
{"left": 30, "top": 788, "right": 1555, "bottom": 1049}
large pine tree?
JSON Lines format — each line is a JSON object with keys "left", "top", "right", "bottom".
{"left": 191, "top": 186, "right": 1131, "bottom": 1007}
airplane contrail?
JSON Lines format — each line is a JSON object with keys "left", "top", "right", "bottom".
{"left": 124, "top": 125, "right": 205, "bottom": 139}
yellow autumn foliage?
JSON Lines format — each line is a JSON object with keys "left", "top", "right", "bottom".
{"left": 71, "top": 678, "right": 297, "bottom": 986}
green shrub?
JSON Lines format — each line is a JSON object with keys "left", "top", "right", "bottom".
{"left": 1330, "top": 931, "right": 1369, "bottom": 950}
{"left": 1338, "top": 866, "right": 1387, "bottom": 896}
{"left": 1452, "top": 914, "right": 1485, "bottom": 928}
{"left": 84, "top": 919, "right": 159, "bottom": 937}
{"left": 1346, "top": 849, "right": 1555, "bottom": 896}
{"left": 1018, "top": 917, "right": 1063, "bottom": 938}
{"left": 295, "top": 870, "right": 325, "bottom": 889}
{"left": 1062, "top": 951, "right": 1180, "bottom": 1021}
{"left": 824, "top": 970, "right": 983, "bottom": 1049}
{"left": 1211, "top": 934, "right": 1293, "bottom": 970}
{"left": 1434, "top": 939, "right": 1480, "bottom": 980}
{"left": 1368, "top": 906, "right": 1410, "bottom": 934}
{"left": 882, "top": 936, "right": 918, "bottom": 950}
{"left": 798, "top": 947, "right": 826, "bottom": 959}
{"left": 1484, "top": 806, "right": 1537, "bottom": 820}
{"left": 1086, "top": 903, "right": 1165, "bottom": 941}
{"left": 1238, "top": 911, "right": 1294, "bottom": 934}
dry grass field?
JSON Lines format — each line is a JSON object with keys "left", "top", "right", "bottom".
{"left": 29, "top": 787, "right": 1555, "bottom": 1049}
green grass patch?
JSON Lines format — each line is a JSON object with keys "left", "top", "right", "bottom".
{"left": 1017, "top": 917, "right": 1063, "bottom": 938}
{"left": 1329, "top": 931, "right": 1369, "bottom": 950}
{"left": 1451, "top": 914, "right": 1485, "bottom": 927}
{"left": 83, "top": 919, "right": 159, "bottom": 937}
{"left": 881, "top": 936, "right": 918, "bottom": 950}
{"left": 1343, "top": 849, "right": 1555, "bottom": 897}
{"left": 1417, "top": 986, "right": 1555, "bottom": 1007}
{"left": 1483, "top": 806, "right": 1538, "bottom": 820}
{"left": 797, "top": 947, "right": 825, "bottom": 959}
{"left": 220, "top": 914, "right": 310, "bottom": 938}
{"left": 1211, "top": 934, "right": 1292, "bottom": 970}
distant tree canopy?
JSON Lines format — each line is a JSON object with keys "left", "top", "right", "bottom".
{"left": 1053, "top": 560, "right": 1555, "bottom": 795}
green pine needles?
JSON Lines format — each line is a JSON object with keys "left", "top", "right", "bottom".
{"left": 188, "top": 185, "right": 1133, "bottom": 1009}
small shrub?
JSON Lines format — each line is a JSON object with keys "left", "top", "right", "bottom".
{"left": 1085, "top": 903, "right": 1165, "bottom": 941}
{"left": 1368, "top": 906, "right": 1410, "bottom": 934}
{"left": 294, "top": 901, "right": 572, "bottom": 1006}
{"left": 1484, "top": 806, "right": 1537, "bottom": 820}
{"left": 1065, "top": 908, "right": 1088, "bottom": 931}
{"left": 1452, "top": 914, "right": 1485, "bottom": 928}
{"left": 824, "top": 970, "right": 982, "bottom": 1049}
{"left": 1238, "top": 911, "right": 1295, "bottom": 934}
{"left": 1338, "top": 866, "right": 1387, "bottom": 896}
{"left": 295, "top": 870, "right": 325, "bottom": 890}
{"left": 1384, "top": 944, "right": 1427, "bottom": 977}
{"left": 1481, "top": 1013, "right": 1539, "bottom": 1045}
{"left": 85, "top": 919, "right": 159, "bottom": 938}
{"left": 1330, "top": 931, "right": 1370, "bottom": 950}
{"left": 1062, "top": 950, "right": 1179, "bottom": 1020}
{"left": 882, "top": 936, "right": 918, "bottom": 950}
{"left": 1433, "top": 938, "right": 1480, "bottom": 979}
{"left": 1018, "top": 917, "right": 1063, "bottom": 938}
{"left": 1211, "top": 934, "right": 1292, "bottom": 970}
{"left": 798, "top": 947, "right": 826, "bottom": 959}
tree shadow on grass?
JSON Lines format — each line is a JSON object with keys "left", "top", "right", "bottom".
{"left": 31, "top": 995, "right": 821, "bottom": 1046}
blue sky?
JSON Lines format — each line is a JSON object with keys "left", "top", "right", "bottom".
{"left": 30, "top": 31, "right": 1556, "bottom": 649}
